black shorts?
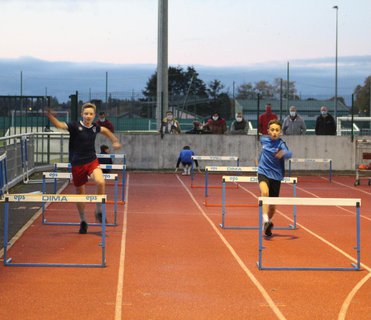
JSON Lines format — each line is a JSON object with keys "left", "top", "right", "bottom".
{"left": 258, "top": 174, "right": 281, "bottom": 197}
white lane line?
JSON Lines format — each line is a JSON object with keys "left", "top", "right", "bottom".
{"left": 239, "top": 181, "right": 371, "bottom": 320}
{"left": 176, "top": 175, "right": 287, "bottom": 320}
{"left": 115, "top": 174, "right": 130, "bottom": 320}
{"left": 338, "top": 272, "right": 371, "bottom": 320}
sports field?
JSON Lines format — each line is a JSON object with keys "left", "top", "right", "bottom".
{"left": 0, "top": 171, "right": 370, "bottom": 319}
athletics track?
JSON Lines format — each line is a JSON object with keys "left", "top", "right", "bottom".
{"left": 0, "top": 172, "right": 370, "bottom": 319}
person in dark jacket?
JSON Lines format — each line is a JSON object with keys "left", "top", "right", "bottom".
{"left": 315, "top": 106, "right": 336, "bottom": 135}
{"left": 230, "top": 112, "right": 248, "bottom": 135}
{"left": 98, "top": 145, "right": 113, "bottom": 173}
{"left": 96, "top": 112, "right": 115, "bottom": 133}
{"left": 203, "top": 112, "right": 227, "bottom": 134}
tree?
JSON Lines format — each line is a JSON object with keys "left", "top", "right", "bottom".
{"left": 236, "top": 82, "right": 255, "bottom": 99}
{"left": 207, "top": 79, "right": 224, "bottom": 100}
{"left": 142, "top": 66, "right": 208, "bottom": 100}
{"left": 272, "top": 78, "right": 298, "bottom": 100}
{"left": 254, "top": 80, "right": 274, "bottom": 98}
{"left": 354, "top": 76, "right": 371, "bottom": 115}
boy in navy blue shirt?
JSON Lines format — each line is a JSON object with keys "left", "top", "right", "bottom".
{"left": 175, "top": 146, "right": 200, "bottom": 175}
{"left": 258, "top": 119, "right": 292, "bottom": 237}
{"left": 47, "top": 103, "right": 121, "bottom": 234}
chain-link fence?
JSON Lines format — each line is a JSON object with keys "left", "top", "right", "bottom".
{"left": 0, "top": 93, "right": 368, "bottom": 136}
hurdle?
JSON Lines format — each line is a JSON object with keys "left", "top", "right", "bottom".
{"left": 288, "top": 158, "right": 332, "bottom": 182}
{"left": 204, "top": 166, "right": 258, "bottom": 201}
{"left": 41, "top": 172, "right": 119, "bottom": 226}
{"left": 190, "top": 156, "right": 239, "bottom": 188}
{"left": 3, "top": 193, "right": 107, "bottom": 268}
{"left": 220, "top": 176, "right": 297, "bottom": 230}
{"left": 257, "top": 197, "right": 361, "bottom": 271}
{"left": 54, "top": 162, "right": 126, "bottom": 201}
{"left": 0, "top": 152, "right": 8, "bottom": 199}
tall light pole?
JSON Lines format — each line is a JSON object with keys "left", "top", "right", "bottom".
{"left": 333, "top": 5, "right": 338, "bottom": 119}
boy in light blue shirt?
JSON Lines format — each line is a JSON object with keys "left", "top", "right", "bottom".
{"left": 258, "top": 119, "right": 293, "bottom": 237}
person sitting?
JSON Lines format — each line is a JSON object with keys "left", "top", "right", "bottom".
{"left": 203, "top": 112, "right": 227, "bottom": 134}
{"left": 230, "top": 112, "right": 248, "bottom": 135}
{"left": 185, "top": 121, "right": 205, "bottom": 134}
{"left": 98, "top": 144, "right": 113, "bottom": 173}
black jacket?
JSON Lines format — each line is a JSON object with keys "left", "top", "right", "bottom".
{"left": 315, "top": 114, "right": 336, "bottom": 135}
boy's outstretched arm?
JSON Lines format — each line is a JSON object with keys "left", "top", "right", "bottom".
{"left": 46, "top": 109, "right": 68, "bottom": 130}
{"left": 100, "top": 127, "right": 122, "bottom": 150}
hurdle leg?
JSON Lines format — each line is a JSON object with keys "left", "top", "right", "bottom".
{"left": 353, "top": 203, "right": 361, "bottom": 270}
{"left": 101, "top": 201, "right": 107, "bottom": 267}
{"left": 220, "top": 179, "right": 226, "bottom": 228}
{"left": 3, "top": 200, "right": 11, "bottom": 265}
{"left": 257, "top": 201, "right": 264, "bottom": 270}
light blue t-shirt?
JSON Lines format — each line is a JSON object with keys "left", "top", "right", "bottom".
{"left": 257, "top": 135, "right": 293, "bottom": 181}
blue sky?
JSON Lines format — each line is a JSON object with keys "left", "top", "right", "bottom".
{"left": 1, "top": 0, "right": 370, "bottom": 66}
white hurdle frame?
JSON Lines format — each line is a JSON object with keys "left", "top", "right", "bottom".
{"left": 41, "top": 172, "right": 119, "bottom": 226}
{"left": 3, "top": 193, "right": 107, "bottom": 268}
{"left": 221, "top": 176, "right": 297, "bottom": 230}
{"left": 288, "top": 158, "right": 332, "bottom": 182}
{"left": 257, "top": 197, "right": 361, "bottom": 271}
{"left": 204, "top": 166, "right": 258, "bottom": 198}
{"left": 54, "top": 162, "right": 126, "bottom": 201}
{"left": 190, "top": 156, "right": 239, "bottom": 187}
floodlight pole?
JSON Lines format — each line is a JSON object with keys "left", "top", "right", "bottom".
{"left": 333, "top": 5, "right": 339, "bottom": 120}
{"left": 157, "top": 0, "right": 168, "bottom": 130}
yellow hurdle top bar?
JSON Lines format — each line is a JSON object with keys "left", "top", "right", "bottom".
{"left": 205, "top": 166, "right": 257, "bottom": 172}
{"left": 192, "top": 156, "right": 239, "bottom": 161}
{"left": 42, "top": 172, "right": 118, "bottom": 180}
{"left": 258, "top": 196, "right": 360, "bottom": 206}
{"left": 5, "top": 194, "right": 107, "bottom": 203}
{"left": 223, "top": 176, "right": 297, "bottom": 184}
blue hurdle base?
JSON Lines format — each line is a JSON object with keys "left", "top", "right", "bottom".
{"left": 4, "top": 260, "right": 106, "bottom": 268}
{"left": 219, "top": 223, "right": 296, "bottom": 230}
{"left": 42, "top": 220, "right": 118, "bottom": 227}
{"left": 256, "top": 261, "right": 360, "bottom": 271}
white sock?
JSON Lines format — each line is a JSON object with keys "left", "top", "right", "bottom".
{"left": 79, "top": 211, "right": 86, "bottom": 222}
{"left": 263, "top": 214, "right": 269, "bottom": 223}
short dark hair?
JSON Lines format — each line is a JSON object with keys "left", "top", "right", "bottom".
{"left": 99, "top": 111, "right": 105, "bottom": 116}
{"left": 183, "top": 146, "right": 190, "bottom": 150}
{"left": 100, "top": 144, "right": 109, "bottom": 152}
{"left": 268, "top": 119, "right": 282, "bottom": 128}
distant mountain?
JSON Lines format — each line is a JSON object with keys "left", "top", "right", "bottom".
{"left": 0, "top": 56, "right": 369, "bottom": 104}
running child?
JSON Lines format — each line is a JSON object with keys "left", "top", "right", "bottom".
{"left": 257, "top": 119, "right": 292, "bottom": 237}
{"left": 46, "top": 103, "right": 121, "bottom": 234}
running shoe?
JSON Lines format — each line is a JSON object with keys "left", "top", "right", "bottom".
{"left": 79, "top": 221, "right": 88, "bottom": 234}
{"left": 264, "top": 221, "right": 274, "bottom": 237}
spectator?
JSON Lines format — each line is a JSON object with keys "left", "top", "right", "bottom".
{"left": 282, "top": 106, "right": 306, "bottom": 135}
{"left": 96, "top": 111, "right": 115, "bottom": 133}
{"left": 185, "top": 121, "right": 205, "bottom": 134}
{"left": 258, "top": 103, "right": 278, "bottom": 135}
{"left": 203, "top": 112, "right": 227, "bottom": 134}
{"left": 230, "top": 112, "right": 248, "bottom": 135}
{"left": 175, "top": 146, "right": 200, "bottom": 175}
{"left": 160, "top": 111, "right": 181, "bottom": 135}
{"left": 315, "top": 106, "right": 336, "bottom": 135}
{"left": 98, "top": 144, "right": 113, "bottom": 174}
